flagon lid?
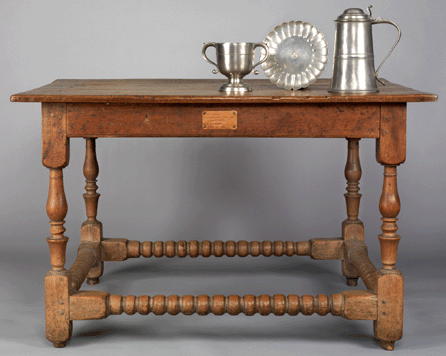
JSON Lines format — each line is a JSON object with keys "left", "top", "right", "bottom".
{"left": 335, "top": 8, "right": 371, "bottom": 22}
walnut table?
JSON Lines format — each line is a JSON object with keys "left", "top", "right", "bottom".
{"left": 11, "top": 79, "right": 437, "bottom": 350}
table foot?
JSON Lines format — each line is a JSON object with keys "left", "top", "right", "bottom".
{"left": 346, "top": 277, "right": 358, "bottom": 286}
{"left": 379, "top": 340, "right": 395, "bottom": 351}
{"left": 87, "top": 277, "right": 100, "bottom": 285}
{"left": 53, "top": 341, "right": 67, "bottom": 348}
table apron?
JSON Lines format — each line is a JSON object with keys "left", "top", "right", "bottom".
{"left": 65, "top": 103, "right": 380, "bottom": 138}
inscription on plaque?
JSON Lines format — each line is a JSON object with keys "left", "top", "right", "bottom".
{"left": 202, "top": 111, "right": 237, "bottom": 130}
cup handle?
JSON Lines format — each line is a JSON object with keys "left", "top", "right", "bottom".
{"left": 202, "top": 42, "right": 219, "bottom": 74}
{"left": 369, "top": 6, "right": 401, "bottom": 86}
{"left": 252, "top": 43, "right": 270, "bottom": 75}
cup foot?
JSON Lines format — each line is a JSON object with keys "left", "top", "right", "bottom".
{"left": 219, "top": 82, "right": 252, "bottom": 93}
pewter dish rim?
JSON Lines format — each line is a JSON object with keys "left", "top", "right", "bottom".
{"left": 261, "top": 20, "right": 328, "bottom": 90}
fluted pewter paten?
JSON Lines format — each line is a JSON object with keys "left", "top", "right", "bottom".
{"left": 329, "top": 6, "right": 401, "bottom": 93}
{"left": 262, "top": 21, "right": 328, "bottom": 90}
{"left": 202, "top": 42, "right": 269, "bottom": 93}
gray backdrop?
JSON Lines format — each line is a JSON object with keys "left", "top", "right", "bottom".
{"left": 1, "top": 0, "right": 445, "bottom": 355}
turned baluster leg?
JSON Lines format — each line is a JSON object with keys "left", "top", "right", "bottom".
{"left": 342, "top": 138, "right": 364, "bottom": 286}
{"left": 42, "top": 103, "right": 72, "bottom": 348}
{"left": 47, "top": 169, "right": 68, "bottom": 272}
{"left": 45, "top": 169, "right": 72, "bottom": 348}
{"left": 374, "top": 165, "right": 403, "bottom": 351}
{"left": 378, "top": 166, "right": 401, "bottom": 271}
{"left": 374, "top": 103, "right": 406, "bottom": 350}
{"left": 81, "top": 138, "right": 103, "bottom": 285}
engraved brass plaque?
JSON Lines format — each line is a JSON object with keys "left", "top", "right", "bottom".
{"left": 202, "top": 111, "right": 237, "bottom": 130}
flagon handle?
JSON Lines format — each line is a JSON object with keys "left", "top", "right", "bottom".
{"left": 369, "top": 6, "right": 402, "bottom": 85}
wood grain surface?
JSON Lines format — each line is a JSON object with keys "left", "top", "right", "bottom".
{"left": 65, "top": 102, "right": 381, "bottom": 138}
{"left": 11, "top": 79, "right": 437, "bottom": 104}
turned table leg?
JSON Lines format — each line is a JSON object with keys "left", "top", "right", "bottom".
{"left": 45, "top": 168, "right": 72, "bottom": 348}
{"left": 42, "top": 103, "right": 72, "bottom": 348}
{"left": 342, "top": 138, "right": 364, "bottom": 286}
{"left": 81, "top": 138, "right": 103, "bottom": 285}
{"left": 374, "top": 165, "right": 403, "bottom": 351}
{"left": 374, "top": 103, "right": 406, "bottom": 350}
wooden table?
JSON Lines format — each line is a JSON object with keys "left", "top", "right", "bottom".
{"left": 11, "top": 79, "right": 437, "bottom": 350}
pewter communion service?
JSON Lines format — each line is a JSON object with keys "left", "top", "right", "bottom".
{"left": 329, "top": 6, "right": 401, "bottom": 93}
{"left": 202, "top": 42, "right": 269, "bottom": 93}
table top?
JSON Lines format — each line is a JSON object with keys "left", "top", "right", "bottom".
{"left": 11, "top": 79, "right": 437, "bottom": 104}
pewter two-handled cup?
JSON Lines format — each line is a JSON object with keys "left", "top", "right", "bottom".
{"left": 202, "top": 42, "right": 269, "bottom": 93}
